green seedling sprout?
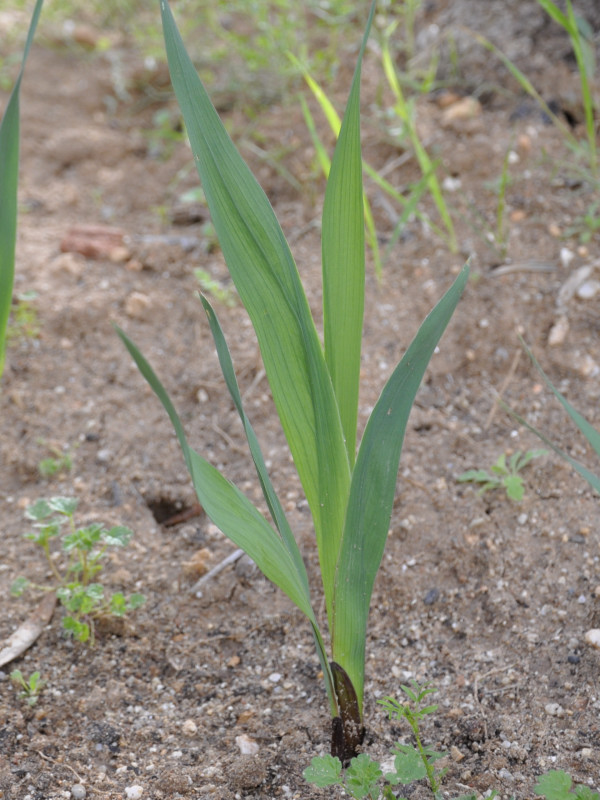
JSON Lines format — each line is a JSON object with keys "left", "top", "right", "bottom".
{"left": 118, "top": 0, "right": 467, "bottom": 759}
{"left": 503, "top": 340, "right": 600, "bottom": 496}
{"left": 10, "top": 669, "right": 45, "bottom": 707}
{"left": 0, "top": 0, "right": 44, "bottom": 380}
{"left": 12, "top": 497, "right": 145, "bottom": 646}
{"left": 381, "top": 21, "right": 457, "bottom": 254}
{"left": 305, "top": 681, "right": 483, "bottom": 800}
{"left": 458, "top": 449, "right": 547, "bottom": 501}
{"left": 194, "top": 268, "right": 236, "bottom": 308}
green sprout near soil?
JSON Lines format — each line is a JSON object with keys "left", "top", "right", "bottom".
{"left": 504, "top": 341, "right": 600, "bottom": 497}
{"left": 6, "top": 291, "right": 41, "bottom": 344}
{"left": 458, "top": 449, "right": 547, "bottom": 501}
{"left": 37, "top": 441, "right": 74, "bottom": 479}
{"left": 117, "top": 0, "right": 467, "bottom": 760}
{"left": 194, "top": 268, "right": 236, "bottom": 308}
{"left": 304, "top": 681, "right": 481, "bottom": 800}
{"left": 11, "top": 497, "right": 145, "bottom": 646}
{"left": 10, "top": 669, "right": 45, "bottom": 707}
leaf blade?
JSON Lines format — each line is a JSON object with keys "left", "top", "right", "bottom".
{"left": 332, "top": 265, "right": 469, "bottom": 711}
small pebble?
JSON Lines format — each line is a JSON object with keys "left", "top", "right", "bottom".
{"left": 560, "top": 247, "right": 575, "bottom": 268}
{"left": 236, "top": 733, "right": 260, "bottom": 756}
{"left": 576, "top": 280, "right": 600, "bottom": 300}
{"left": 124, "top": 291, "right": 152, "bottom": 319}
{"left": 584, "top": 629, "right": 600, "bottom": 649}
{"left": 545, "top": 702, "right": 564, "bottom": 717}
{"left": 124, "top": 787, "right": 144, "bottom": 800}
{"left": 567, "top": 653, "right": 580, "bottom": 664}
{"left": 498, "top": 768, "right": 514, "bottom": 781}
{"left": 424, "top": 588, "right": 440, "bottom": 605}
{"left": 548, "top": 316, "right": 569, "bottom": 346}
{"left": 71, "top": 785, "right": 86, "bottom": 800}
{"left": 268, "top": 672, "right": 281, "bottom": 683}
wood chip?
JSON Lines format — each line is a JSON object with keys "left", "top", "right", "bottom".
{"left": 0, "top": 593, "right": 57, "bottom": 667}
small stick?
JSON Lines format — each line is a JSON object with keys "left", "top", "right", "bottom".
{"left": 190, "top": 548, "right": 245, "bottom": 595}
{"left": 485, "top": 349, "right": 521, "bottom": 430}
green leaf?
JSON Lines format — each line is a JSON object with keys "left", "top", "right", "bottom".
{"left": 115, "top": 327, "right": 320, "bottom": 631}
{"left": 159, "top": 0, "right": 350, "bottom": 617}
{"left": 332, "top": 264, "right": 468, "bottom": 710}
{"left": 0, "top": 0, "right": 44, "bottom": 379}
{"left": 25, "top": 499, "right": 54, "bottom": 521}
{"left": 102, "top": 526, "right": 134, "bottom": 547}
{"left": 503, "top": 474, "right": 524, "bottom": 501}
{"left": 392, "top": 744, "right": 428, "bottom": 783}
{"left": 321, "top": 3, "right": 374, "bottom": 465}
{"left": 345, "top": 753, "right": 383, "bottom": 799}
{"left": 457, "top": 469, "right": 495, "bottom": 484}
{"left": 534, "top": 770, "right": 573, "bottom": 800}
{"left": 10, "top": 576, "right": 30, "bottom": 597}
{"left": 48, "top": 497, "right": 79, "bottom": 516}
{"left": 62, "top": 616, "right": 90, "bottom": 643}
{"left": 303, "top": 755, "right": 343, "bottom": 787}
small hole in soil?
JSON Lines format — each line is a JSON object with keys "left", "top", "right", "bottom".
{"left": 146, "top": 497, "right": 202, "bottom": 527}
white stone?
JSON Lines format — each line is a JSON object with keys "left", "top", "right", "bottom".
{"left": 71, "top": 785, "right": 86, "bottom": 800}
{"left": 584, "top": 629, "right": 600, "bottom": 648}
{"left": 236, "top": 733, "right": 260, "bottom": 755}
{"left": 181, "top": 718, "right": 197, "bottom": 736}
{"left": 124, "top": 787, "right": 144, "bottom": 800}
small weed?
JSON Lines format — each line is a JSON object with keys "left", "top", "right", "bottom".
{"left": 12, "top": 497, "right": 145, "bottom": 646}
{"left": 6, "top": 291, "right": 40, "bottom": 344}
{"left": 10, "top": 669, "right": 45, "bottom": 707}
{"left": 37, "top": 442, "right": 74, "bottom": 479}
{"left": 535, "top": 770, "right": 599, "bottom": 800}
{"left": 458, "top": 449, "right": 547, "bottom": 501}
{"left": 564, "top": 201, "right": 600, "bottom": 244}
{"left": 304, "top": 680, "right": 482, "bottom": 800}
{"left": 194, "top": 269, "right": 237, "bottom": 308}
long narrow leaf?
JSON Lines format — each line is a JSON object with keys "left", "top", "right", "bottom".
{"left": 521, "top": 340, "right": 600, "bottom": 462}
{"left": 199, "top": 294, "right": 338, "bottom": 713}
{"left": 333, "top": 264, "right": 469, "bottom": 711}
{"left": 160, "top": 0, "right": 351, "bottom": 610}
{"left": 0, "top": 0, "right": 44, "bottom": 379}
{"left": 500, "top": 402, "right": 600, "bottom": 495}
{"left": 322, "top": 0, "right": 375, "bottom": 466}
{"left": 291, "top": 52, "right": 382, "bottom": 278}
{"left": 115, "top": 326, "right": 321, "bottom": 623}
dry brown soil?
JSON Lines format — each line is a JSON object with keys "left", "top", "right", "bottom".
{"left": 1, "top": 2, "right": 600, "bottom": 798}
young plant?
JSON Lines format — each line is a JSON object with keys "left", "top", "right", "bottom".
{"left": 304, "top": 681, "right": 480, "bottom": 800}
{"left": 10, "top": 669, "right": 45, "bottom": 707}
{"left": 38, "top": 441, "right": 74, "bottom": 479}
{"left": 535, "top": 770, "right": 599, "bottom": 800}
{"left": 118, "top": 0, "right": 468, "bottom": 759}
{"left": 12, "top": 497, "right": 145, "bottom": 646}
{"left": 0, "top": 0, "right": 44, "bottom": 380}
{"left": 504, "top": 341, "right": 600, "bottom": 496}
{"left": 6, "top": 291, "right": 41, "bottom": 344}
{"left": 458, "top": 449, "right": 547, "bottom": 501}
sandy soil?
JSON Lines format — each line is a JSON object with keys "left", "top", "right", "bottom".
{"left": 1, "top": 2, "right": 599, "bottom": 798}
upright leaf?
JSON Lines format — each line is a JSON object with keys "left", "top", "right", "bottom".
{"left": 160, "top": 0, "right": 350, "bottom": 620}
{"left": 0, "top": 0, "right": 44, "bottom": 379}
{"left": 333, "top": 265, "right": 469, "bottom": 710}
{"left": 322, "top": 1, "right": 375, "bottom": 465}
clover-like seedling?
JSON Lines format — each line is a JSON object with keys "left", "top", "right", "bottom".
{"left": 535, "top": 770, "right": 599, "bottom": 800}
{"left": 12, "top": 497, "right": 145, "bottom": 645}
{"left": 10, "top": 669, "right": 45, "bottom": 707}
{"left": 458, "top": 448, "right": 547, "bottom": 501}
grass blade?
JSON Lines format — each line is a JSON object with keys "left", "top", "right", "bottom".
{"left": 0, "top": 0, "right": 44, "bottom": 380}
{"left": 322, "top": 0, "right": 375, "bottom": 464}
{"left": 523, "top": 341, "right": 600, "bottom": 459}
{"left": 381, "top": 28, "right": 457, "bottom": 253}
{"left": 292, "top": 53, "right": 382, "bottom": 278}
{"left": 160, "top": 0, "right": 351, "bottom": 605}
{"left": 333, "top": 264, "right": 469, "bottom": 711}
